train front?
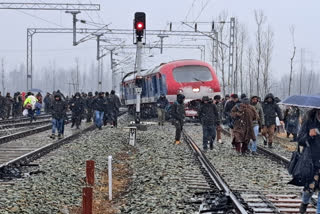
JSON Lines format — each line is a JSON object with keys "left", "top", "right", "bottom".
{"left": 161, "top": 60, "right": 221, "bottom": 117}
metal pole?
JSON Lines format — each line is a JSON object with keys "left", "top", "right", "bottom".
{"left": 135, "top": 41, "right": 142, "bottom": 124}
{"left": 66, "top": 11, "right": 80, "bottom": 46}
{"left": 110, "top": 49, "right": 114, "bottom": 90}
{"left": 108, "top": 156, "right": 112, "bottom": 201}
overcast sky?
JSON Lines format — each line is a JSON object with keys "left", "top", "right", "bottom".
{"left": 0, "top": 0, "right": 319, "bottom": 86}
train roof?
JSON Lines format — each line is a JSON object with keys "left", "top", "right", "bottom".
{"left": 122, "top": 59, "right": 210, "bottom": 82}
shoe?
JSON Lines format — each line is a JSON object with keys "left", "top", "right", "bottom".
{"left": 50, "top": 134, "right": 55, "bottom": 139}
{"left": 71, "top": 124, "right": 74, "bottom": 128}
{"left": 58, "top": 134, "right": 62, "bottom": 139}
{"left": 98, "top": 127, "right": 102, "bottom": 130}
{"left": 299, "top": 203, "right": 308, "bottom": 214}
{"left": 209, "top": 143, "right": 214, "bottom": 150}
{"left": 158, "top": 122, "right": 161, "bottom": 126}
{"left": 251, "top": 151, "right": 258, "bottom": 156}
{"left": 218, "top": 139, "right": 223, "bottom": 144}
{"left": 175, "top": 140, "right": 180, "bottom": 145}
{"left": 263, "top": 136, "right": 267, "bottom": 146}
{"left": 268, "top": 143, "right": 273, "bottom": 148}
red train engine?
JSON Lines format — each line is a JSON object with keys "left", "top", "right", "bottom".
{"left": 121, "top": 59, "right": 221, "bottom": 118}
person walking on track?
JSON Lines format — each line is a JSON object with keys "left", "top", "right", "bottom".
{"left": 92, "top": 92, "right": 105, "bottom": 130}
{"left": 156, "top": 93, "right": 169, "bottom": 126}
{"left": 50, "top": 94, "right": 67, "bottom": 139}
{"left": 262, "top": 93, "right": 284, "bottom": 148}
{"left": 170, "top": 94, "right": 185, "bottom": 145}
{"left": 249, "top": 96, "right": 264, "bottom": 155}
{"left": 198, "top": 96, "right": 220, "bottom": 151}
{"left": 231, "top": 98, "right": 258, "bottom": 155}
{"left": 296, "top": 109, "right": 320, "bottom": 214}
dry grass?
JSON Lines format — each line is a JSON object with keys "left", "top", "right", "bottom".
{"left": 69, "top": 152, "right": 134, "bottom": 214}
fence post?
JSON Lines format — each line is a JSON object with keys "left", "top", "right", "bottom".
{"left": 82, "top": 187, "right": 93, "bottom": 214}
{"left": 86, "top": 160, "right": 95, "bottom": 186}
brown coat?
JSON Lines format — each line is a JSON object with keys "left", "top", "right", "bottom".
{"left": 231, "top": 103, "right": 258, "bottom": 143}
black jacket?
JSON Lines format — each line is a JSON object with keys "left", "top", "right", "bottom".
{"left": 198, "top": 103, "right": 220, "bottom": 126}
{"left": 92, "top": 96, "right": 105, "bottom": 112}
{"left": 104, "top": 97, "right": 115, "bottom": 114}
{"left": 51, "top": 99, "right": 67, "bottom": 119}
{"left": 86, "top": 96, "right": 94, "bottom": 109}
{"left": 156, "top": 97, "right": 169, "bottom": 109}
{"left": 298, "top": 112, "right": 320, "bottom": 167}
{"left": 170, "top": 102, "right": 185, "bottom": 121}
{"left": 69, "top": 97, "right": 85, "bottom": 115}
{"left": 262, "top": 93, "right": 283, "bottom": 126}
{"left": 110, "top": 94, "right": 121, "bottom": 111}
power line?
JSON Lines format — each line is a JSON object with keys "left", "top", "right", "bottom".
{"left": 16, "top": 10, "right": 64, "bottom": 27}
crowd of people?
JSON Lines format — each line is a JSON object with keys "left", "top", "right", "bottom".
{"left": 161, "top": 92, "right": 295, "bottom": 154}
{"left": 43, "top": 90, "right": 121, "bottom": 139}
{"left": 164, "top": 92, "right": 319, "bottom": 214}
{"left": 0, "top": 90, "right": 121, "bottom": 139}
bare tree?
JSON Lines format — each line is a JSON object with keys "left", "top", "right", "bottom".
{"left": 1, "top": 58, "right": 5, "bottom": 94}
{"left": 299, "top": 48, "right": 304, "bottom": 95}
{"left": 254, "top": 10, "right": 266, "bottom": 96}
{"left": 246, "top": 46, "right": 254, "bottom": 96}
{"left": 261, "top": 25, "right": 274, "bottom": 97}
{"left": 288, "top": 26, "right": 296, "bottom": 96}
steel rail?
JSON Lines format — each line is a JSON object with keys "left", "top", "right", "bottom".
{"left": 183, "top": 130, "right": 249, "bottom": 214}
{"left": 0, "top": 114, "right": 51, "bottom": 125}
{"left": 0, "top": 125, "right": 95, "bottom": 171}
{"left": 0, "top": 124, "right": 52, "bottom": 145}
{"left": 0, "top": 119, "right": 51, "bottom": 129}
{"left": 220, "top": 127, "right": 319, "bottom": 208}
{"left": 0, "top": 111, "right": 127, "bottom": 177}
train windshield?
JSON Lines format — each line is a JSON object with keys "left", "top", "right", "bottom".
{"left": 173, "top": 65, "right": 212, "bottom": 83}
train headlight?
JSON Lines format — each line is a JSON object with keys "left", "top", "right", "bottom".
{"left": 208, "top": 88, "right": 213, "bottom": 93}
{"left": 177, "top": 89, "right": 183, "bottom": 94}
{"left": 192, "top": 88, "right": 200, "bottom": 93}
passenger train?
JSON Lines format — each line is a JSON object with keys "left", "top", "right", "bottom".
{"left": 121, "top": 59, "right": 221, "bottom": 118}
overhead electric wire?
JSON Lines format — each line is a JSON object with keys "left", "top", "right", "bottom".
{"left": 16, "top": 10, "right": 64, "bottom": 28}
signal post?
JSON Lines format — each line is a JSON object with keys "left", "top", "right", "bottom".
{"left": 133, "top": 12, "right": 146, "bottom": 125}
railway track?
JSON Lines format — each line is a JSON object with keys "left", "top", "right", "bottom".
{"left": 0, "top": 114, "right": 51, "bottom": 125}
{"left": 0, "top": 111, "right": 127, "bottom": 180}
{"left": 183, "top": 130, "right": 251, "bottom": 213}
{"left": 183, "top": 125, "right": 318, "bottom": 213}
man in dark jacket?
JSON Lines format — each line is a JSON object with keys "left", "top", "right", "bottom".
{"left": 224, "top": 94, "right": 240, "bottom": 129}
{"left": 86, "top": 92, "right": 94, "bottom": 122}
{"left": 171, "top": 94, "right": 185, "bottom": 144}
{"left": 262, "top": 93, "right": 284, "bottom": 148}
{"left": 156, "top": 93, "right": 169, "bottom": 126}
{"left": 110, "top": 90, "right": 121, "bottom": 127}
{"left": 50, "top": 94, "right": 67, "bottom": 139}
{"left": 69, "top": 92, "right": 85, "bottom": 129}
{"left": 297, "top": 109, "right": 320, "bottom": 214}
{"left": 5, "top": 93, "right": 14, "bottom": 119}
{"left": 214, "top": 95, "right": 223, "bottom": 144}
{"left": 12, "top": 92, "right": 23, "bottom": 118}
{"left": 198, "top": 96, "right": 220, "bottom": 151}
{"left": 92, "top": 92, "right": 105, "bottom": 129}
{"left": 103, "top": 92, "right": 115, "bottom": 126}
{"left": 0, "top": 92, "right": 5, "bottom": 119}
{"left": 43, "top": 92, "right": 51, "bottom": 114}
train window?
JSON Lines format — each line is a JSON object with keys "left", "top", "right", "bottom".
{"left": 152, "top": 76, "right": 158, "bottom": 94}
{"left": 172, "top": 65, "right": 212, "bottom": 83}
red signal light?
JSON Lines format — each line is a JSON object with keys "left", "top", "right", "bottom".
{"left": 136, "top": 22, "right": 144, "bottom": 30}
